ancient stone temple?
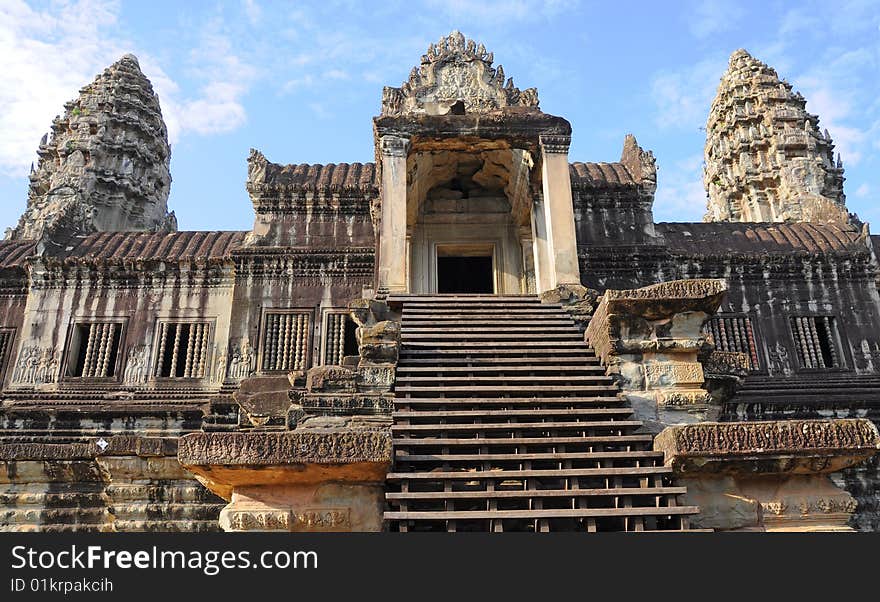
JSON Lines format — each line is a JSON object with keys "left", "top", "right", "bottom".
{"left": 1, "top": 32, "right": 879, "bottom": 533}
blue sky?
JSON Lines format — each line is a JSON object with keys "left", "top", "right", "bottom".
{"left": 1, "top": 0, "right": 879, "bottom": 232}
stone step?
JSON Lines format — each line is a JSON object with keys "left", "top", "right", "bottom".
{"left": 392, "top": 420, "right": 643, "bottom": 433}
{"left": 384, "top": 507, "right": 699, "bottom": 521}
{"left": 386, "top": 486, "right": 686, "bottom": 500}
{"left": 387, "top": 465, "right": 672, "bottom": 480}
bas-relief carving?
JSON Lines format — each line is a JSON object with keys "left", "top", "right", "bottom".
{"left": 665, "top": 419, "right": 880, "bottom": 456}
{"left": 178, "top": 431, "right": 393, "bottom": 466}
{"left": 123, "top": 345, "right": 150, "bottom": 385}
{"left": 222, "top": 505, "right": 355, "bottom": 532}
{"left": 227, "top": 339, "right": 255, "bottom": 381}
{"left": 768, "top": 341, "right": 792, "bottom": 376}
{"left": 643, "top": 362, "right": 704, "bottom": 387}
{"left": 12, "top": 347, "right": 58, "bottom": 385}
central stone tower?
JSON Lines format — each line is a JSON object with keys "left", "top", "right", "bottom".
{"left": 7, "top": 54, "right": 176, "bottom": 244}
{"left": 703, "top": 49, "right": 848, "bottom": 224}
{"left": 373, "top": 31, "right": 580, "bottom": 295}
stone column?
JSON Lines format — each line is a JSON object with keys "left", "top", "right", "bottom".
{"left": 530, "top": 192, "right": 553, "bottom": 293}
{"left": 378, "top": 135, "right": 410, "bottom": 292}
{"left": 539, "top": 135, "right": 581, "bottom": 290}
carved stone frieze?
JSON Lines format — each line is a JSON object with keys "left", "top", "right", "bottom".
{"left": 178, "top": 430, "right": 392, "bottom": 466}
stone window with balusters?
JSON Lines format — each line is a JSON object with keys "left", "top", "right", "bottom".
{"left": 260, "top": 310, "right": 311, "bottom": 372}
{"left": 65, "top": 321, "right": 124, "bottom": 378}
{"left": 153, "top": 321, "right": 211, "bottom": 378}
{"left": 789, "top": 315, "right": 842, "bottom": 370}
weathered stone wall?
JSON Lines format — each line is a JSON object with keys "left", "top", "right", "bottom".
{"left": 0, "top": 440, "right": 223, "bottom": 532}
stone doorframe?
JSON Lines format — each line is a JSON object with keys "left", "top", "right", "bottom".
{"left": 376, "top": 133, "right": 581, "bottom": 294}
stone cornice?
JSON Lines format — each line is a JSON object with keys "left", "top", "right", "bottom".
{"left": 655, "top": 419, "right": 880, "bottom": 475}
{"left": 178, "top": 430, "right": 392, "bottom": 466}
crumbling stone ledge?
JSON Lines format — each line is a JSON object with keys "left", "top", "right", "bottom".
{"left": 178, "top": 430, "right": 392, "bottom": 466}
{"left": 178, "top": 430, "right": 393, "bottom": 532}
{"left": 655, "top": 419, "right": 880, "bottom": 531}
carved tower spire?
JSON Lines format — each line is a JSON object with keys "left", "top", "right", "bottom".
{"left": 703, "top": 49, "right": 848, "bottom": 224}
{"left": 7, "top": 54, "right": 176, "bottom": 242}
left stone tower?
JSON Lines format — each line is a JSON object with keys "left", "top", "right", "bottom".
{"left": 7, "top": 54, "right": 176, "bottom": 242}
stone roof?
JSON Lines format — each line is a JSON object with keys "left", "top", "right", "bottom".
{"left": 249, "top": 153, "right": 645, "bottom": 193}
{"left": 658, "top": 222, "right": 867, "bottom": 255}
{"left": 248, "top": 155, "right": 378, "bottom": 194}
{"left": 569, "top": 162, "right": 638, "bottom": 188}
{"left": 0, "top": 240, "right": 37, "bottom": 268}
{"left": 61, "top": 231, "right": 247, "bottom": 262}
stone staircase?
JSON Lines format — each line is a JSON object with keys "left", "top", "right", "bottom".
{"left": 384, "top": 294, "right": 700, "bottom": 532}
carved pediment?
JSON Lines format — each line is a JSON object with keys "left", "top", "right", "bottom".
{"left": 381, "top": 31, "right": 539, "bottom": 116}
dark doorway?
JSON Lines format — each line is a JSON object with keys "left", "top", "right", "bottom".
{"left": 437, "top": 256, "right": 494, "bottom": 293}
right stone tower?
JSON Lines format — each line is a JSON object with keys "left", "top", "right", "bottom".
{"left": 703, "top": 49, "right": 849, "bottom": 224}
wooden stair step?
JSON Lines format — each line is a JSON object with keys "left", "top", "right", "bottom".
{"left": 403, "top": 313, "right": 574, "bottom": 320}
{"left": 384, "top": 507, "right": 699, "bottom": 521}
{"left": 401, "top": 319, "right": 576, "bottom": 326}
{"left": 397, "top": 356, "right": 600, "bottom": 364}
{"left": 394, "top": 450, "right": 663, "bottom": 462}
{"left": 396, "top": 365, "right": 606, "bottom": 373}
{"left": 395, "top": 385, "right": 619, "bottom": 394}
{"left": 386, "top": 486, "right": 685, "bottom": 500}
{"left": 402, "top": 326, "right": 579, "bottom": 333}
{"left": 402, "top": 333, "right": 583, "bottom": 341}
{"left": 402, "top": 340, "right": 587, "bottom": 347}
{"left": 392, "top": 435, "right": 654, "bottom": 446}
{"left": 397, "top": 375, "right": 613, "bottom": 384}
{"left": 395, "top": 396, "right": 625, "bottom": 406}
{"left": 392, "top": 420, "right": 643, "bottom": 433}
{"left": 393, "top": 408, "right": 632, "bottom": 419}
{"left": 386, "top": 466, "right": 672, "bottom": 480}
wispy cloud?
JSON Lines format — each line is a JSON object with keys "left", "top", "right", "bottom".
{"left": 0, "top": 0, "right": 259, "bottom": 177}
{"left": 423, "top": 0, "right": 578, "bottom": 23}
{"left": 653, "top": 154, "right": 707, "bottom": 222}
{"left": 242, "top": 0, "right": 262, "bottom": 26}
{"left": 687, "top": 0, "right": 745, "bottom": 38}
{"left": 650, "top": 55, "right": 726, "bottom": 131}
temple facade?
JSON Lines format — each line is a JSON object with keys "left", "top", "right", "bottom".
{"left": 0, "top": 33, "right": 879, "bottom": 533}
